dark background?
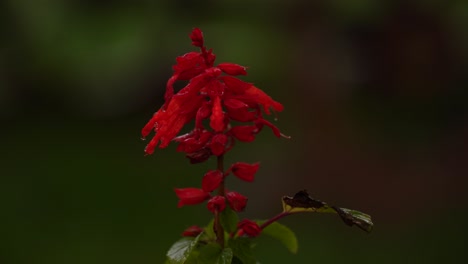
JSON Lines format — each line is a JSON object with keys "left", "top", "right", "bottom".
{"left": 1, "top": 0, "right": 468, "bottom": 263}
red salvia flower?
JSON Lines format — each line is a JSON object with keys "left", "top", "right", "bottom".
{"left": 237, "top": 219, "right": 262, "bottom": 237}
{"left": 142, "top": 28, "right": 284, "bottom": 156}
{"left": 229, "top": 162, "right": 260, "bottom": 182}
{"left": 207, "top": 196, "right": 226, "bottom": 213}
{"left": 201, "top": 170, "right": 223, "bottom": 192}
{"left": 181, "top": 225, "right": 203, "bottom": 237}
{"left": 174, "top": 188, "right": 210, "bottom": 207}
{"left": 226, "top": 191, "right": 248, "bottom": 212}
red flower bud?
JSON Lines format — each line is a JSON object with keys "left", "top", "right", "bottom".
{"left": 217, "top": 63, "right": 247, "bottom": 76}
{"left": 174, "top": 188, "right": 210, "bottom": 207}
{"left": 229, "top": 162, "right": 259, "bottom": 182}
{"left": 237, "top": 219, "right": 261, "bottom": 237}
{"left": 189, "top": 28, "right": 204, "bottom": 47}
{"left": 182, "top": 225, "right": 203, "bottom": 237}
{"left": 207, "top": 196, "right": 226, "bottom": 213}
{"left": 202, "top": 170, "right": 223, "bottom": 192}
{"left": 209, "top": 133, "right": 228, "bottom": 156}
{"left": 226, "top": 191, "right": 248, "bottom": 212}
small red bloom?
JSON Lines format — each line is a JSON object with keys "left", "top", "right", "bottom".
{"left": 174, "top": 188, "right": 210, "bottom": 207}
{"left": 202, "top": 170, "right": 223, "bottom": 192}
{"left": 182, "top": 225, "right": 203, "bottom": 237}
{"left": 237, "top": 219, "right": 261, "bottom": 237}
{"left": 217, "top": 63, "right": 247, "bottom": 76}
{"left": 229, "top": 162, "right": 259, "bottom": 182}
{"left": 207, "top": 196, "right": 226, "bottom": 213}
{"left": 226, "top": 191, "right": 248, "bottom": 212}
{"left": 189, "top": 28, "right": 204, "bottom": 47}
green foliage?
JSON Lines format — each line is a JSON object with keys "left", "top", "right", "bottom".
{"left": 228, "top": 238, "right": 257, "bottom": 264}
{"left": 166, "top": 235, "right": 201, "bottom": 264}
{"left": 260, "top": 221, "right": 298, "bottom": 254}
{"left": 220, "top": 207, "right": 239, "bottom": 233}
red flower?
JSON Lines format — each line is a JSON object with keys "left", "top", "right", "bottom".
{"left": 174, "top": 188, "right": 210, "bottom": 207}
{"left": 142, "top": 28, "right": 285, "bottom": 158}
{"left": 207, "top": 196, "right": 226, "bottom": 213}
{"left": 226, "top": 191, "right": 248, "bottom": 212}
{"left": 229, "top": 162, "right": 260, "bottom": 182}
{"left": 182, "top": 225, "right": 203, "bottom": 237}
{"left": 237, "top": 219, "right": 261, "bottom": 237}
{"left": 201, "top": 170, "right": 223, "bottom": 192}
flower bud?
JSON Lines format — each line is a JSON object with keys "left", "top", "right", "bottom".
{"left": 182, "top": 225, "right": 203, "bottom": 237}
{"left": 226, "top": 191, "right": 248, "bottom": 212}
{"left": 229, "top": 162, "right": 259, "bottom": 182}
{"left": 202, "top": 170, "right": 223, "bottom": 192}
{"left": 237, "top": 219, "right": 261, "bottom": 237}
{"left": 174, "top": 188, "right": 210, "bottom": 207}
{"left": 207, "top": 196, "right": 226, "bottom": 213}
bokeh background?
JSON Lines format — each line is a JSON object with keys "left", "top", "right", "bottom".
{"left": 2, "top": 0, "right": 468, "bottom": 263}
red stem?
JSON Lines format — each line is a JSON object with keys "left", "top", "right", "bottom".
{"left": 259, "top": 211, "right": 291, "bottom": 230}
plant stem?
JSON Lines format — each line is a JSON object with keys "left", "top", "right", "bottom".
{"left": 259, "top": 211, "right": 291, "bottom": 230}
{"left": 215, "top": 155, "right": 225, "bottom": 247}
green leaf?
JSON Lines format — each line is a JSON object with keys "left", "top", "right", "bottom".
{"left": 220, "top": 207, "right": 239, "bottom": 233}
{"left": 203, "top": 219, "right": 216, "bottom": 241}
{"left": 219, "top": 248, "right": 233, "bottom": 264}
{"left": 166, "top": 234, "right": 202, "bottom": 264}
{"left": 282, "top": 190, "right": 374, "bottom": 233}
{"left": 260, "top": 221, "right": 298, "bottom": 254}
{"left": 228, "top": 238, "right": 256, "bottom": 264}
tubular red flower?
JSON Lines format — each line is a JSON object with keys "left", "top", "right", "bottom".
{"left": 174, "top": 188, "right": 210, "bottom": 207}
{"left": 217, "top": 63, "right": 247, "bottom": 76}
{"left": 220, "top": 76, "right": 252, "bottom": 94}
{"left": 182, "top": 225, "right": 203, "bottom": 237}
{"left": 189, "top": 28, "right": 204, "bottom": 47}
{"left": 209, "top": 96, "right": 225, "bottom": 132}
{"left": 229, "top": 162, "right": 259, "bottom": 182}
{"left": 226, "top": 191, "right": 248, "bottom": 212}
{"left": 237, "top": 219, "right": 261, "bottom": 237}
{"left": 207, "top": 196, "right": 226, "bottom": 213}
{"left": 202, "top": 170, "right": 223, "bottom": 192}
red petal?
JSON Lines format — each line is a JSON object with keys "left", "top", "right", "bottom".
{"left": 229, "top": 125, "right": 258, "bottom": 142}
{"left": 209, "top": 96, "right": 225, "bottom": 132}
{"left": 217, "top": 63, "right": 247, "bottom": 76}
{"left": 243, "top": 85, "right": 284, "bottom": 114}
{"left": 202, "top": 170, "right": 223, "bottom": 192}
{"left": 229, "top": 162, "right": 259, "bottom": 182}
{"left": 174, "top": 188, "right": 210, "bottom": 207}
{"left": 209, "top": 133, "right": 228, "bottom": 156}
{"left": 256, "top": 118, "right": 281, "bottom": 138}
{"left": 220, "top": 76, "right": 252, "bottom": 94}
{"left": 226, "top": 191, "right": 248, "bottom": 212}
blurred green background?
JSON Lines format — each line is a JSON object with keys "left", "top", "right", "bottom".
{"left": 1, "top": 0, "right": 468, "bottom": 263}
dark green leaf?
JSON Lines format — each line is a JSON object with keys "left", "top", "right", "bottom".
{"left": 282, "top": 190, "right": 373, "bottom": 233}
{"left": 219, "top": 248, "right": 233, "bottom": 264}
{"left": 220, "top": 207, "right": 239, "bottom": 233}
{"left": 261, "top": 221, "right": 298, "bottom": 254}
{"left": 228, "top": 238, "right": 256, "bottom": 264}
{"left": 166, "top": 234, "right": 202, "bottom": 264}
{"left": 202, "top": 219, "right": 216, "bottom": 241}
